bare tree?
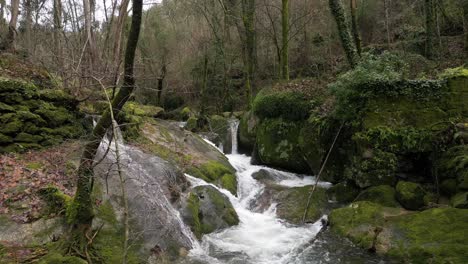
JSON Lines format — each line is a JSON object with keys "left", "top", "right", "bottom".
{"left": 70, "top": 0, "right": 143, "bottom": 255}
{"left": 350, "top": 0, "right": 361, "bottom": 55}
{"left": 2, "top": 0, "right": 20, "bottom": 51}
{"left": 281, "top": 0, "right": 289, "bottom": 80}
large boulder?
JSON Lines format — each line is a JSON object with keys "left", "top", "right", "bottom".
{"left": 329, "top": 201, "right": 468, "bottom": 263}
{"left": 327, "top": 181, "right": 360, "bottom": 203}
{"left": 238, "top": 111, "right": 258, "bottom": 154}
{"left": 275, "top": 186, "right": 328, "bottom": 224}
{"left": 355, "top": 185, "right": 400, "bottom": 207}
{"left": 395, "top": 181, "right": 426, "bottom": 210}
{"left": 181, "top": 185, "right": 239, "bottom": 239}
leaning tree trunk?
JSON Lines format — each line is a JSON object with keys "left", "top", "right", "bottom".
{"left": 70, "top": 0, "right": 143, "bottom": 243}
{"left": 2, "top": 0, "right": 20, "bottom": 51}
{"left": 350, "top": 0, "right": 361, "bottom": 55}
{"left": 328, "top": 0, "right": 359, "bottom": 68}
{"left": 281, "top": 0, "right": 289, "bottom": 80}
{"left": 425, "top": 0, "right": 436, "bottom": 59}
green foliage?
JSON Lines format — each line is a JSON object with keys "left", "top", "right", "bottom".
{"left": 163, "top": 94, "right": 185, "bottom": 111}
{"left": 439, "top": 66, "right": 468, "bottom": 79}
{"left": 253, "top": 89, "right": 312, "bottom": 121}
{"left": 327, "top": 181, "right": 360, "bottom": 203}
{"left": 437, "top": 145, "right": 468, "bottom": 190}
{"left": 330, "top": 52, "right": 446, "bottom": 121}
{"left": 353, "top": 126, "right": 435, "bottom": 154}
{"left": 345, "top": 149, "right": 397, "bottom": 188}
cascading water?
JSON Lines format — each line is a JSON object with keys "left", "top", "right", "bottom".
{"left": 186, "top": 121, "right": 330, "bottom": 264}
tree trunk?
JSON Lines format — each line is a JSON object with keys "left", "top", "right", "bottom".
{"left": 241, "top": 0, "right": 256, "bottom": 107}
{"left": 350, "top": 0, "right": 361, "bottom": 55}
{"left": 157, "top": 64, "right": 167, "bottom": 106}
{"left": 463, "top": 1, "right": 468, "bottom": 55}
{"left": 425, "top": 0, "right": 436, "bottom": 58}
{"left": 24, "top": 0, "right": 33, "bottom": 54}
{"left": 2, "top": 0, "right": 20, "bottom": 51}
{"left": 112, "top": 0, "right": 131, "bottom": 87}
{"left": 328, "top": 0, "right": 359, "bottom": 68}
{"left": 53, "top": 0, "right": 66, "bottom": 87}
{"left": 71, "top": 0, "right": 143, "bottom": 236}
{"left": 83, "top": 0, "right": 97, "bottom": 70}
{"left": 281, "top": 0, "right": 289, "bottom": 80}
{"left": 383, "top": 0, "right": 391, "bottom": 48}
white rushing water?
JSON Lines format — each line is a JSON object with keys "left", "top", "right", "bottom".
{"left": 189, "top": 120, "right": 330, "bottom": 264}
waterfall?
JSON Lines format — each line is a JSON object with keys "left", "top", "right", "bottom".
{"left": 229, "top": 119, "right": 239, "bottom": 154}
{"left": 186, "top": 119, "right": 331, "bottom": 264}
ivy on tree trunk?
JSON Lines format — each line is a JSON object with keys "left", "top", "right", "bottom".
{"left": 329, "top": 0, "right": 359, "bottom": 68}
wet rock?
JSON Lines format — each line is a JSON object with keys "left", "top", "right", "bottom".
{"left": 395, "top": 181, "right": 426, "bottom": 210}
{"left": 329, "top": 201, "right": 468, "bottom": 262}
{"left": 451, "top": 192, "right": 468, "bottom": 209}
{"left": 0, "top": 216, "right": 65, "bottom": 245}
{"left": 238, "top": 111, "right": 258, "bottom": 154}
{"left": 327, "top": 181, "right": 360, "bottom": 203}
{"left": 355, "top": 185, "right": 400, "bottom": 207}
{"left": 181, "top": 185, "right": 239, "bottom": 239}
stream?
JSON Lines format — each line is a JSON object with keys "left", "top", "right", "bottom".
{"left": 97, "top": 119, "right": 386, "bottom": 264}
{"left": 182, "top": 120, "right": 386, "bottom": 264}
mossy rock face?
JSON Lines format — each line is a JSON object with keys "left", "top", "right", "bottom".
{"left": 187, "top": 161, "right": 237, "bottom": 195}
{"left": 451, "top": 192, "right": 468, "bottom": 209}
{"left": 327, "top": 181, "right": 360, "bottom": 203}
{"left": 345, "top": 150, "right": 397, "bottom": 188}
{"left": 440, "top": 179, "right": 457, "bottom": 196}
{"left": 256, "top": 118, "right": 309, "bottom": 173}
{"left": 275, "top": 186, "right": 328, "bottom": 224}
{"left": 209, "top": 115, "right": 232, "bottom": 154}
{"left": 181, "top": 185, "right": 239, "bottom": 239}
{"left": 395, "top": 181, "right": 426, "bottom": 210}
{"left": 0, "top": 77, "right": 85, "bottom": 153}
{"left": 238, "top": 111, "right": 258, "bottom": 154}
{"left": 355, "top": 185, "right": 400, "bottom": 207}
{"left": 329, "top": 201, "right": 468, "bottom": 262}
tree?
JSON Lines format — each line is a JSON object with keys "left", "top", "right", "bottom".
{"left": 350, "top": 0, "right": 361, "bottom": 55}
{"left": 463, "top": 0, "right": 468, "bottom": 54}
{"left": 2, "top": 0, "right": 20, "bottom": 51}
{"left": 70, "top": 0, "right": 143, "bottom": 250}
{"left": 328, "top": 0, "right": 359, "bottom": 68}
{"left": 425, "top": 0, "right": 436, "bottom": 58}
{"left": 241, "top": 0, "right": 256, "bottom": 106}
{"left": 83, "top": 0, "right": 97, "bottom": 70}
{"left": 281, "top": 0, "right": 289, "bottom": 80}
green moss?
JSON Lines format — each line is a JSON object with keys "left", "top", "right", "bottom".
{"left": 439, "top": 67, "right": 468, "bottom": 79}
{"left": 276, "top": 186, "right": 328, "bottom": 224}
{"left": 123, "top": 101, "right": 164, "bottom": 117}
{"left": 327, "top": 181, "right": 360, "bottom": 203}
{"left": 186, "top": 117, "right": 198, "bottom": 132}
{"left": 38, "top": 253, "right": 87, "bottom": 264}
{"left": 451, "top": 192, "right": 468, "bottom": 209}
{"left": 2, "top": 119, "right": 23, "bottom": 134}
{"left": 0, "top": 133, "right": 13, "bottom": 144}
{"left": 388, "top": 207, "right": 468, "bottom": 263}
{"left": 253, "top": 89, "right": 312, "bottom": 121}
{"left": 238, "top": 111, "right": 258, "bottom": 153}
{"left": 36, "top": 104, "right": 73, "bottom": 127}
{"left": 26, "top": 161, "right": 44, "bottom": 170}
{"left": 395, "top": 181, "right": 426, "bottom": 210}
{"left": 0, "top": 102, "right": 14, "bottom": 112}
{"left": 329, "top": 201, "right": 386, "bottom": 249}
{"left": 355, "top": 185, "right": 400, "bottom": 207}
{"left": 256, "top": 118, "right": 309, "bottom": 173}
{"left": 345, "top": 150, "right": 397, "bottom": 188}
{"left": 187, "top": 192, "right": 202, "bottom": 239}
{"left": 187, "top": 161, "right": 237, "bottom": 195}
{"left": 15, "top": 132, "right": 43, "bottom": 143}
{"left": 37, "top": 185, "right": 72, "bottom": 215}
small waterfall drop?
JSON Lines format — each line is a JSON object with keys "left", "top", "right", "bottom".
{"left": 186, "top": 119, "right": 330, "bottom": 264}
{"left": 229, "top": 119, "right": 239, "bottom": 154}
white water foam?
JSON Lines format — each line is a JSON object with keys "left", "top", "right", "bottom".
{"left": 187, "top": 120, "right": 330, "bottom": 264}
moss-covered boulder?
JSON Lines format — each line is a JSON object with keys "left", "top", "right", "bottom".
{"left": 181, "top": 185, "right": 239, "bottom": 239}
{"left": 238, "top": 111, "right": 258, "bottom": 154}
{"left": 329, "top": 201, "right": 468, "bottom": 262}
{"left": 187, "top": 161, "right": 237, "bottom": 195}
{"left": 327, "top": 181, "right": 360, "bottom": 203}
{"left": 395, "top": 181, "right": 426, "bottom": 210}
{"left": 208, "top": 115, "right": 232, "bottom": 154}
{"left": 440, "top": 178, "right": 458, "bottom": 196}
{"left": 256, "top": 118, "right": 309, "bottom": 173}
{"left": 275, "top": 186, "right": 328, "bottom": 224}
{"left": 451, "top": 192, "right": 468, "bottom": 209}
{"left": 345, "top": 150, "right": 397, "bottom": 188}
{"left": 355, "top": 185, "right": 400, "bottom": 207}
{"left": 0, "top": 78, "right": 85, "bottom": 153}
